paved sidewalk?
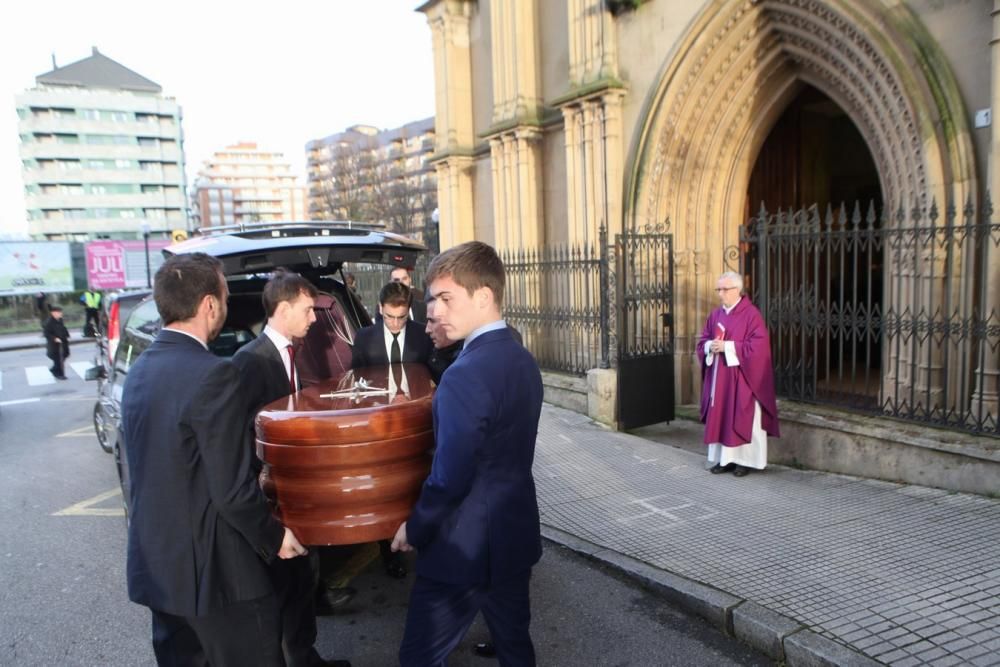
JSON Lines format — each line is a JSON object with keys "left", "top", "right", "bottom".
{"left": 0, "top": 329, "right": 90, "bottom": 352}
{"left": 535, "top": 405, "right": 1000, "bottom": 666}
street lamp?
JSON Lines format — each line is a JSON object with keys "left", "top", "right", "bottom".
{"left": 140, "top": 222, "right": 151, "bottom": 288}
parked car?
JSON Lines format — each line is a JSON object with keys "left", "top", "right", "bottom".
{"left": 85, "top": 221, "right": 427, "bottom": 519}
{"left": 91, "top": 289, "right": 150, "bottom": 453}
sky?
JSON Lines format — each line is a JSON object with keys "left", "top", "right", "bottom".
{"left": 0, "top": 0, "right": 436, "bottom": 237}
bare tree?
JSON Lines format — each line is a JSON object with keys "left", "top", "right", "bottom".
{"left": 318, "top": 138, "right": 377, "bottom": 221}
{"left": 315, "top": 131, "right": 437, "bottom": 237}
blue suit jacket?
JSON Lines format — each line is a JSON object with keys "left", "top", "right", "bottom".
{"left": 406, "top": 327, "right": 544, "bottom": 585}
{"left": 121, "top": 330, "right": 284, "bottom": 616}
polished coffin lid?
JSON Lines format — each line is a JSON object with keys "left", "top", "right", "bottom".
{"left": 256, "top": 362, "right": 434, "bottom": 546}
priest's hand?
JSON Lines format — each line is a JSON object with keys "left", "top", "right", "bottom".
{"left": 709, "top": 339, "right": 725, "bottom": 354}
{"left": 391, "top": 522, "right": 413, "bottom": 552}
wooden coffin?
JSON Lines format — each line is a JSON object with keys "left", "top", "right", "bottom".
{"left": 256, "top": 362, "right": 434, "bottom": 546}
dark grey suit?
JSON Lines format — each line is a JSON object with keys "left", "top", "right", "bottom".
{"left": 121, "top": 330, "right": 285, "bottom": 665}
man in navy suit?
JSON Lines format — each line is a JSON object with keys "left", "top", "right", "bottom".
{"left": 392, "top": 241, "right": 544, "bottom": 666}
{"left": 121, "top": 253, "right": 307, "bottom": 666}
{"left": 232, "top": 269, "right": 351, "bottom": 667}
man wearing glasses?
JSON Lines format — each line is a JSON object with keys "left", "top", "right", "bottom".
{"left": 351, "top": 281, "right": 434, "bottom": 370}
{"left": 697, "top": 271, "right": 780, "bottom": 477}
{"left": 350, "top": 280, "right": 434, "bottom": 579}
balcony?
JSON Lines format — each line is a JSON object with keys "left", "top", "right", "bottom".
{"left": 19, "top": 142, "right": 183, "bottom": 162}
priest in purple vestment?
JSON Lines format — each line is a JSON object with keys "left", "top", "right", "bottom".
{"left": 697, "top": 271, "right": 779, "bottom": 477}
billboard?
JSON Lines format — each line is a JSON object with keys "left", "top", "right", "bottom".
{"left": 0, "top": 242, "right": 74, "bottom": 296}
{"left": 85, "top": 240, "right": 171, "bottom": 290}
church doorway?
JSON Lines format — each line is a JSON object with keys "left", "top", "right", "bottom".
{"left": 743, "top": 85, "right": 884, "bottom": 407}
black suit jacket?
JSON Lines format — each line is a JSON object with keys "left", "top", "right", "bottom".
{"left": 232, "top": 333, "right": 294, "bottom": 472}
{"left": 121, "top": 330, "right": 284, "bottom": 616}
{"left": 351, "top": 320, "right": 433, "bottom": 369}
{"left": 43, "top": 316, "right": 69, "bottom": 360}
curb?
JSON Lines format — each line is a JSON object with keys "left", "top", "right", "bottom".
{"left": 0, "top": 333, "right": 94, "bottom": 353}
{"left": 541, "top": 525, "right": 883, "bottom": 666}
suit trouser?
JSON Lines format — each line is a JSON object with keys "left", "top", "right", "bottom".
{"left": 399, "top": 569, "right": 535, "bottom": 667}
{"left": 272, "top": 549, "right": 322, "bottom": 667}
{"left": 150, "top": 593, "right": 283, "bottom": 667}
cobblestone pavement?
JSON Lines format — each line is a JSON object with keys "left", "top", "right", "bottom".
{"left": 534, "top": 405, "right": 1000, "bottom": 666}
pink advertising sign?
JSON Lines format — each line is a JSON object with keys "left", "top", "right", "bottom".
{"left": 85, "top": 240, "right": 171, "bottom": 290}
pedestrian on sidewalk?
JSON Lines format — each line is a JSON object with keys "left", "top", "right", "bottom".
{"left": 81, "top": 289, "right": 102, "bottom": 337}
{"left": 43, "top": 305, "right": 70, "bottom": 380}
{"left": 697, "top": 271, "right": 779, "bottom": 477}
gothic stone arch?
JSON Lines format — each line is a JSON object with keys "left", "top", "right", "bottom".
{"left": 623, "top": 0, "right": 977, "bottom": 404}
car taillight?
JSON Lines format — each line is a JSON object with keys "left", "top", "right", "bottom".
{"left": 107, "top": 302, "right": 120, "bottom": 365}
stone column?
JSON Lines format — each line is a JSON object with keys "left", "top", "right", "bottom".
{"left": 419, "top": 0, "right": 477, "bottom": 250}
{"left": 972, "top": 0, "right": 1000, "bottom": 418}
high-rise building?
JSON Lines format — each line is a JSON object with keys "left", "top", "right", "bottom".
{"left": 16, "top": 47, "right": 186, "bottom": 241}
{"left": 190, "top": 142, "right": 306, "bottom": 228}
{"left": 306, "top": 117, "right": 436, "bottom": 242}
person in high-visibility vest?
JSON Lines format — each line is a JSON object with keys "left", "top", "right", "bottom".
{"left": 82, "top": 289, "right": 102, "bottom": 337}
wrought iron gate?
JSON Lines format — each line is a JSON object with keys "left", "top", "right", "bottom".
{"left": 739, "top": 199, "right": 1000, "bottom": 436}
{"left": 613, "top": 227, "right": 676, "bottom": 429}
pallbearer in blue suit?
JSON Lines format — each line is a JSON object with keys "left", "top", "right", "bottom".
{"left": 392, "top": 241, "right": 544, "bottom": 667}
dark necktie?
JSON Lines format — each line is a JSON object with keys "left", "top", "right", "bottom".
{"left": 390, "top": 333, "right": 402, "bottom": 386}
{"left": 390, "top": 332, "right": 402, "bottom": 364}
{"left": 286, "top": 344, "right": 297, "bottom": 393}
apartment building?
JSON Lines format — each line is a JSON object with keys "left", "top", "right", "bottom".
{"left": 305, "top": 117, "right": 436, "bottom": 242}
{"left": 16, "top": 47, "right": 186, "bottom": 240}
{"left": 191, "top": 142, "right": 306, "bottom": 228}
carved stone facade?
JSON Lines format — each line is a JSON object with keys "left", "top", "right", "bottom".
{"left": 419, "top": 0, "right": 994, "bottom": 405}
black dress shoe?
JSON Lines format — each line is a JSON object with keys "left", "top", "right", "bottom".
{"left": 733, "top": 465, "right": 750, "bottom": 477}
{"left": 473, "top": 642, "right": 497, "bottom": 658}
{"left": 317, "top": 660, "right": 351, "bottom": 667}
{"left": 710, "top": 463, "right": 736, "bottom": 474}
{"left": 314, "top": 586, "right": 356, "bottom": 615}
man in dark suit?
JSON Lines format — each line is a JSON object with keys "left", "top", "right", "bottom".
{"left": 121, "top": 253, "right": 308, "bottom": 666}
{"left": 426, "top": 308, "right": 524, "bottom": 386}
{"left": 232, "top": 269, "right": 351, "bottom": 667}
{"left": 351, "top": 281, "right": 433, "bottom": 580}
{"left": 424, "top": 312, "right": 463, "bottom": 385}
{"left": 351, "top": 281, "right": 433, "bottom": 370}
{"left": 392, "top": 241, "right": 544, "bottom": 666}
{"left": 42, "top": 305, "right": 70, "bottom": 380}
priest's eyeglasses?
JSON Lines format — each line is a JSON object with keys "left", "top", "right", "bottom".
{"left": 715, "top": 286, "right": 738, "bottom": 292}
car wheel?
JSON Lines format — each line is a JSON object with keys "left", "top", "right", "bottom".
{"left": 93, "top": 402, "right": 112, "bottom": 454}
{"left": 114, "top": 439, "right": 131, "bottom": 526}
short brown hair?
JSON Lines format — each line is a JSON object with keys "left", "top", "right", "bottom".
{"left": 425, "top": 241, "right": 505, "bottom": 306}
{"left": 379, "top": 281, "right": 411, "bottom": 308}
{"left": 154, "top": 253, "right": 225, "bottom": 326}
{"left": 262, "top": 268, "right": 318, "bottom": 317}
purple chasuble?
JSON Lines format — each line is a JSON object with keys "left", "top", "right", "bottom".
{"left": 697, "top": 298, "right": 780, "bottom": 446}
